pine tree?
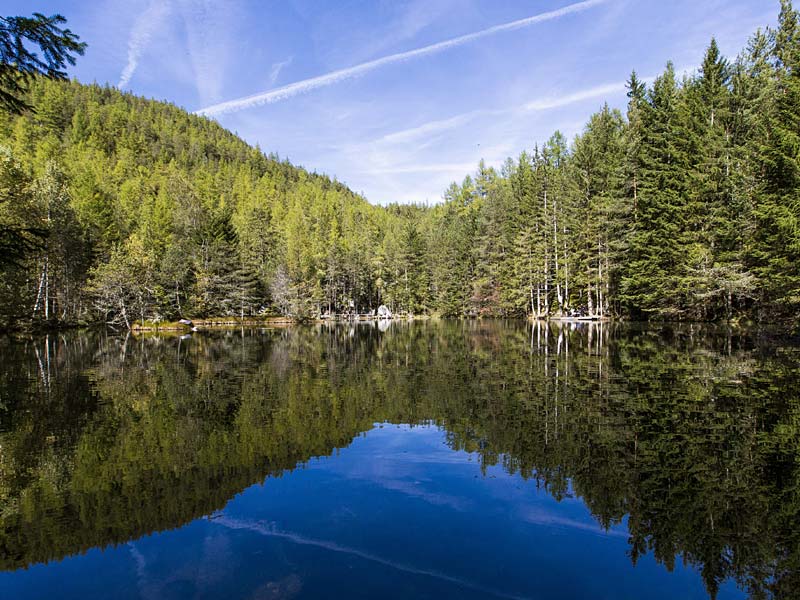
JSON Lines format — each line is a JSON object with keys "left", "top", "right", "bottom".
{"left": 397, "top": 221, "right": 429, "bottom": 314}
{"left": 471, "top": 161, "right": 513, "bottom": 315}
{"left": 509, "top": 152, "right": 544, "bottom": 316}
{"left": 621, "top": 63, "right": 689, "bottom": 317}
{"left": 571, "top": 105, "right": 626, "bottom": 317}
{"left": 430, "top": 179, "right": 478, "bottom": 316}
{"left": 749, "top": 0, "right": 800, "bottom": 321}
{"left": 679, "top": 39, "right": 741, "bottom": 319}
{"left": 0, "top": 12, "right": 85, "bottom": 114}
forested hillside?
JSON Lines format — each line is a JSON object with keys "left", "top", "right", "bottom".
{"left": 0, "top": 78, "right": 414, "bottom": 328}
{"left": 1, "top": 1, "right": 799, "bottom": 329}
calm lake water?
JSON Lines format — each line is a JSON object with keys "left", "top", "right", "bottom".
{"left": 0, "top": 321, "right": 798, "bottom": 600}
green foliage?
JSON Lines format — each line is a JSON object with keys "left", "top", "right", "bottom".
{"left": 2, "top": 2, "right": 800, "bottom": 328}
{"left": 621, "top": 63, "right": 688, "bottom": 316}
{"left": 0, "top": 12, "right": 86, "bottom": 114}
{"left": 422, "top": 1, "right": 800, "bottom": 326}
{"left": 747, "top": 1, "right": 800, "bottom": 319}
{"left": 0, "top": 146, "right": 45, "bottom": 270}
{"left": 0, "top": 78, "right": 416, "bottom": 327}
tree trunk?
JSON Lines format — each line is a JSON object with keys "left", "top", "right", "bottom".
{"left": 44, "top": 256, "right": 49, "bottom": 321}
{"left": 32, "top": 264, "right": 45, "bottom": 319}
{"left": 553, "top": 194, "right": 561, "bottom": 313}
{"left": 121, "top": 296, "right": 131, "bottom": 330}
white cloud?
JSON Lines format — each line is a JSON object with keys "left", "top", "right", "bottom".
{"left": 354, "top": 0, "right": 461, "bottom": 61}
{"left": 379, "top": 112, "right": 485, "bottom": 145}
{"left": 368, "top": 78, "right": 629, "bottom": 152}
{"left": 360, "top": 162, "right": 479, "bottom": 176}
{"left": 269, "top": 56, "right": 294, "bottom": 85}
{"left": 522, "top": 81, "right": 626, "bottom": 111}
{"left": 178, "top": 0, "right": 240, "bottom": 106}
{"left": 195, "top": 0, "right": 610, "bottom": 116}
{"left": 118, "top": 0, "right": 172, "bottom": 89}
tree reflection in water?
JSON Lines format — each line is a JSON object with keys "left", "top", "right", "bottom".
{"left": 0, "top": 321, "right": 798, "bottom": 599}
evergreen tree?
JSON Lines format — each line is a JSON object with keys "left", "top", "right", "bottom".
{"left": 749, "top": 0, "right": 800, "bottom": 318}
{"left": 621, "top": 63, "right": 689, "bottom": 317}
{"left": 0, "top": 12, "right": 85, "bottom": 114}
{"left": 571, "top": 106, "right": 626, "bottom": 317}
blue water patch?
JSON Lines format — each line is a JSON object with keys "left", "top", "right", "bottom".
{"left": 0, "top": 423, "right": 745, "bottom": 600}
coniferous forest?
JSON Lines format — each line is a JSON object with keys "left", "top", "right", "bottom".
{"left": 1, "top": 2, "right": 799, "bottom": 330}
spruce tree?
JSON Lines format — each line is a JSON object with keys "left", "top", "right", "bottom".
{"left": 621, "top": 63, "right": 688, "bottom": 317}
{"left": 750, "top": 0, "right": 800, "bottom": 321}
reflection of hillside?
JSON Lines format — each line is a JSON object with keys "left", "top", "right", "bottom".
{"left": 0, "top": 323, "right": 798, "bottom": 599}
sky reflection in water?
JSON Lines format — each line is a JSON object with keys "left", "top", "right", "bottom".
{"left": 1, "top": 321, "right": 796, "bottom": 599}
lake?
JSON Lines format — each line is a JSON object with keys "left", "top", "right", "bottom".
{"left": 0, "top": 321, "right": 798, "bottom": 599}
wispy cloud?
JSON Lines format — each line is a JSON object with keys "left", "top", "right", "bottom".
{"left": 521, "top": 508, "right": 628, "bottom": 538}
{"left": 353, "top": 0, "right": 461, "bottom": 62}
{"left": 379, "top": 112, "right": 483, "bottom": 145}
{"left": 214, "top": 516, "right": 530, "bottom": 600}
{"left": 334, "top": 79, "right": 631, "bottom": 203}
{"left": 269, "top": 56, "right": 294, "bottom": 85}
{"left": 522, "top": 81, "right": 627, "bottom": 111}
{"left": 369, "top": 79, "right": 629, "bottom": 150}
{"left": 177, "top": 0, "right": 242, "bottom": 106}
{"left": 118, "top": 0, "right": 172, "bottom": 89}
{"left": 362, "top": 162, "right": 479, "bottom": 175}
{"left": 195, "top": 0, "right": 609, "bottom": 116}
{"left": 373, "top": 67, "right": 696, "bottom": 149}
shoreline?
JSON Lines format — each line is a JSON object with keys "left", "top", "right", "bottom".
{"left": 529, "top": 316, "right": 613, "bottom": 323}
{"left": 3, "top": 315, "right": 796, "bottom": 336}
{"left": 131, "top": 317, "right": 295, "bottom": 331}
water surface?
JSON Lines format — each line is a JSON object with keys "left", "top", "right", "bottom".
{"left": 0, "top": 321, "right": 798, "bottom": 599}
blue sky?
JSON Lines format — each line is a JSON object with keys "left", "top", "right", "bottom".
{"left": 8, "top": 0, "right": 779, "bottom": 204}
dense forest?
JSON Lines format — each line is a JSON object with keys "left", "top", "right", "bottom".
{"left": 0, "top": 1, "right": 799, "bottom": 329}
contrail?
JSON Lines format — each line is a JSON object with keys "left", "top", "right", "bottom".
{"left": 374, "top": 66, "right": 698, "bottom": 147}
{"left": 214, "top": 515, "right": 532, "bottom": 600}
{"left": 195, "top": 0, "right": 608, "bottom": 117}
{"left": 118, "top": 0, "right": 172, "bottom": 89}
{"left": 522, "top": 81, "right": 627, "bottom": 111}
{"left": 269, "top": 56, "right": 294, "bottom": 85}
{"left": 373, "top": 81, "right": 627, "bottom": 146}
